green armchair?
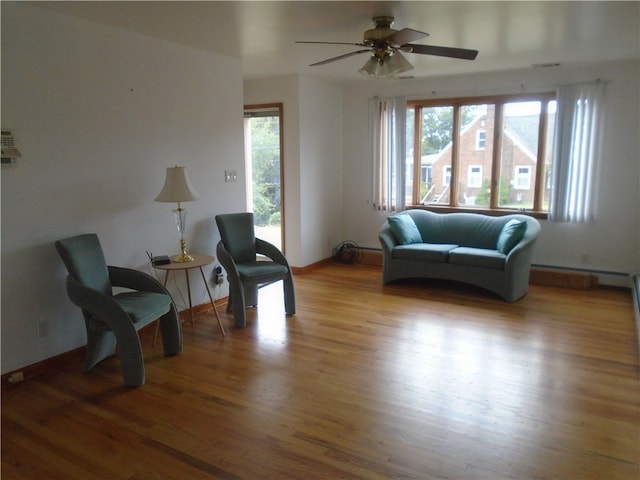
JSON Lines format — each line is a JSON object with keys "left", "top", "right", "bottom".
{"left": 215, "top": 213, "right": 295, "bottom": 328}
{"left": 55, "top": 234, "right": 181, "bottom": 387}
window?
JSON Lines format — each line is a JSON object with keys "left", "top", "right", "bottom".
{"left": 422, "top": 164, "right": 431, "bottom": 184}
{"left": 443, "top": 166, "right": 452, "bottom": 187}
{"left": 476, "top": 130, "right": 486, "bottom": 150}
{"left": 407, "top": 93, "right": 556, "bottom": 214}
{"left": 416, "top": 105, "right": 453, "bottom": 205}
{"left": 514, "top": 166, "right": 531, "bottom": 190}
{"left": 468, "top": 165, "right": 482, "bottom": 188}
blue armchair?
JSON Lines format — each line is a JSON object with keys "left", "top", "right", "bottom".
{"left": 55, "top": 234, "right": 182, "bottom": 387}
{"left": 215, "top": 213, "right": 295, "bottom": 328}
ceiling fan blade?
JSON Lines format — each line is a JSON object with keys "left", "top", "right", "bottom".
{"left": 309, "top": 49, "right": 371, "bottom": 66}
{"left": 406, "top": 44, "right": 479, "bottom": 60}
{"left": 386, "top": 28, "right": 429, "bottom": 46}
{"left": 296, "top": 41, "right": 366, "bottom": 47}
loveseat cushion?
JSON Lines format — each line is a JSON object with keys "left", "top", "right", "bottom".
{"left": 496, "top": 219, "right": 528, "bottom": 254}
{"left": 449, "top": 247, "right": 506, "bottom": 270}
{"left": 388, "top": 214, "right": 423, "bottom": 245}
{"left": 393, "top": 243, "right": 459, "bottom": 263}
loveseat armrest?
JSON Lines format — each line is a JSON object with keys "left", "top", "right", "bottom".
{"left": 499, "top": 216, "right": 541, "bottom": 301}
{"left": 378, "top": 224, "right": 398, "bottom": 255}
{"left": 503, "top": 216, "right": 541, "bottom": 269}
{"left": 379, "top": 224, "right": 401, "bottom": 284}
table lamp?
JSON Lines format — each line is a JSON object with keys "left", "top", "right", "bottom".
{"left": 155, "top": 166, "right": 200, "bottom": 262}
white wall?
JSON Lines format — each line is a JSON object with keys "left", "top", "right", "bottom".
{"left": 298, "top": 76, "right": 344, "bottom": 266}
{"left": 243, "top": 75, "right": 343, "bottom": 267}
{"left": 341, "top": 60, "right": 640, "bottom": 287}
{"left": 1, "top": 3, "right": 246, "bottom": 374}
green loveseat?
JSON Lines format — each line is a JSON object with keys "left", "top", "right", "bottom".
{"left": 379, "top": 209, "right": 541, "bottom": 301}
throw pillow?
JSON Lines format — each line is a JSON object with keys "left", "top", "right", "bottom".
{"left": 388, "top": 214, "right": 422, "bottom": 245}
{"left": 497, "top": 219, "right": 527, "bottom": 254}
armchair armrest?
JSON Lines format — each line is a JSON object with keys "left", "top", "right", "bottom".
{"left": 216, "top": 241, "right": 241, "bottom": 283}
{"left": 108, "top": 266, "right": 168, "bottom": 295}
{"left": 66, "top": 275, "right": 131, "bottom": 328}
{"left": 108, "top": 266, "right": 178, "bottom": 323}
{"left": 255, "top": 238, "right": 290, "bottom": 268}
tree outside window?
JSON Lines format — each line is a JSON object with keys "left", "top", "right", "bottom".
{"left": 247, "top": 116, "right": 281, "bottom": 226}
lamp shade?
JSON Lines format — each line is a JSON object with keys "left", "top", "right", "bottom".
{"left": 154, "top": 166, "right": 200, "bottom": 203}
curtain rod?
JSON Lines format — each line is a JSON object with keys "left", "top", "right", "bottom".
{"left": 396, "top": 78, "right": 612, "bottom": 100}
{"left": 557, "top": 78, "right": 612, "bottom": 88}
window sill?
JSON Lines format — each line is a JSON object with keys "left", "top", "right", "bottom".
{"left": 407, "top": 204, "right": 549, "bottom": 220}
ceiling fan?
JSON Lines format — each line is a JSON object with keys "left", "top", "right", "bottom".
{"left": 296, "top": 16, "right": 479, "bottom": 78}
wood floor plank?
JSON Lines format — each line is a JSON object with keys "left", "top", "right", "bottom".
{"left": 2, "top": 263, "right": 638, "bottom": 479}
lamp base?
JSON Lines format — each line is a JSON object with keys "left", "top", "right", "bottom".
{"left": 172, "top": 252, "right": 194, "bottom": 263}
{"left": 172, "top": 239, "right": 193, "bottom": 262}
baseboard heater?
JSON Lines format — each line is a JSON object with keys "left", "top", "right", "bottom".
{"left": 531, "top": 264, "right": 629, "bottom": 277}
{"left": 530, "top": 264, "right": 631, "bottom": 290}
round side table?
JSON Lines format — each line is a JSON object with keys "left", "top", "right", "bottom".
{"left": 153, "top": 254, "right": 225, "bottom": 343}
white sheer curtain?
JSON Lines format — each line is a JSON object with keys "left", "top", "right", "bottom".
{"left": 549, "top": 82, "right": 606, "bottom": 223}
{"left": 370, "top": 96, "right": 407, "bottom": 212}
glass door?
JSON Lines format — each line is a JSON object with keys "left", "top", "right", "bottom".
{"left": 243, "top": 104, "right": 284, "bottom": 252}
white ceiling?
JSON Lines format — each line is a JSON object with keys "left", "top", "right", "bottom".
{"left": 34, "top": 1, "right": 640, "bottom": 82}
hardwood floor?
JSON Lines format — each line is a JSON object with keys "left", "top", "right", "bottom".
{"left": 2, "top": 263, "right": 638, "bottom": 479}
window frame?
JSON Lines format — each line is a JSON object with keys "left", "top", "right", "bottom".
{"left": 407, "top": 92, "right": 556, "bottom": 218}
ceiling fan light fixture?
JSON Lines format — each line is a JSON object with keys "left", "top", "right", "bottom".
{"left": 358, "top": 51, "right": 413, "bottom": 78}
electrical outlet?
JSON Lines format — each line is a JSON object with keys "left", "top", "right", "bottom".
{"left": 8, "top": 372, "right": 24, "bottom": 384}
{"left": 224, "top": 170, "right": 237, "bottom": 182}
{"left": 213, "top": 265, "right": 224, "bottom": 285}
